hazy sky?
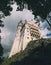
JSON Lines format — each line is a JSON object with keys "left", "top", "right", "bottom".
{"left": 0, "top": 3, "right": 51, "bottom": 57}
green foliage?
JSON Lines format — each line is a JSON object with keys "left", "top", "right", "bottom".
{"left": 1, "top": 38, "right": 51, "bottom": 65}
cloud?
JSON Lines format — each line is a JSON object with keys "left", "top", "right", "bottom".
{"left": 1, "top": 3, "right": 35, "bottom": 57}
{"left": 1, "top": 27, "right": 15, "bottom": 57}
{"left": 22, "top": 9, "right": 34, "bottom": 21}
{"left": 41, "top": 28, "right": 51, "bottom": 38}
{"left": 40, "top": 20, "right": 49, "bottom": 30}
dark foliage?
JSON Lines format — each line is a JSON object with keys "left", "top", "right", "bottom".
{"left": 11, "top": 42, "right": 51, "bottom": 65}
{"left": 0, "top": 0, "right": 50, "bottom": 19}
{"left": 0, "top": 0, "right": 13, "bottom": 34}
{"left": 0, "top": 0, "right": 51, "bottom": 26}
{"left": 15, "top": 0, "right": 51, "bottom": 19}
{"left": 14, "top": 0, "right": 51, "bottom": 27}
{"left": 0, "top": 44, "right": 3, "bottom": 63}
{"left": 0, "top": 20, "right": 4, "bottom": 27}
{"left": 1, "top": 38, "right": 51, "bottom": 65}
{"left": 0, "top": 0, "right": 13, "bottom": 16}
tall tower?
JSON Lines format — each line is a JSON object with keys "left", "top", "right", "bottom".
{"left": 9, "top": 20, "right": 41, "bottom": 58}
{"left": 9, "top": 20, "right": 23, "bottom": 57}
{"left": 20, "top": 20, "right": 41, "bottom": 50}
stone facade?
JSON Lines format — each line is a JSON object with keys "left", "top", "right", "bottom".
{"left": 9, "top": 20, "right": 41, "bottom": 57}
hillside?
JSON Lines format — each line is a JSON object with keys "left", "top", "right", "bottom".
{"left": 1, "top": 38, "right": 51, "bottom": 65}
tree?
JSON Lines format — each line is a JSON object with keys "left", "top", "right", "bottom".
{"left": 0, "top": 0, "right": 51, "bottom": 27}
{"left": 0, "top": 43, "right": 3, "bottom": 63}
{"left": 46, "top": 12, "right": 51, "bottom": 27}
{"left": 14, "top": 0, "right": 51, "bottom": 27}
{"left": 0, "top": 0, "right": 13, "bottom": 16}
{"left": 0, "top": 20, "right": 3, "bottom": 63}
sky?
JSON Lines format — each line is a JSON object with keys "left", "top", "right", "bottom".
{"left": 0, "top": 3, "right": 51, "bottom": 57}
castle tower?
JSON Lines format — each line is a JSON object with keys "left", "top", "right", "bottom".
{"left": 9, "top": 20, "right": 23, "bottom": 57}
{"left": 20, "top": 20, "right": 41, "bottom": 50}
{"left": 9, "top": 20, "right": 41, "bottom": 58}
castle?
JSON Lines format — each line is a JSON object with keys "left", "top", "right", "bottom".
{"left": 9, "top": 20, "right": 41, "bottom": 57}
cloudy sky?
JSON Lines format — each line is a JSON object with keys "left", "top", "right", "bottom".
{"left": 0, "top": 3, "right": 51, "bottom": 57}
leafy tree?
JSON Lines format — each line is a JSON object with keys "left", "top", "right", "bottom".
{"left": 0, "top": 20, "right": 4, "bottom": 27}
{"left": 0, "top": 0, "right": 13, "bottom": 62}
{"left": 0, "top": 0, "right": 51, "bottom": 27}
{"left": 46, "top": 12, "right": 51, "bottom": 27}
{"left": 14, "top": 0, "right": 51, "bottom": 27}
{"left": 0, "top": 0, "right": 13, "bottom": 32}
{"left": 0, "top": 43, "right": 3, "bottom": 63}
{"left": 0, "top": 0, "right": 13, "bottom": 16}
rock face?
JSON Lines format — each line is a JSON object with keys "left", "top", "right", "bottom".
{"left": 9, "top": 20, "right": 41, "bottom": 57}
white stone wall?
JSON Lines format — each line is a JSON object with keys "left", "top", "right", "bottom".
{"left": 22, "top": 23, "right": 31, "bottom": 50}
{"left": 9, "top": 25, "right": 22, "bottom": 57}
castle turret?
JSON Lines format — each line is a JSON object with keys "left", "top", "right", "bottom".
{"left": 9, "top": 20, "right": 23, "bottom": 57}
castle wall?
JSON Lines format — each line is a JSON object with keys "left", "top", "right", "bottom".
{"left": 9, "top": 23, "right": 22, "bottom": 57}
{"left": 22, "top": 23, "right": 31, "bottom": 50}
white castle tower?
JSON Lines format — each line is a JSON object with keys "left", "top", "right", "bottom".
{"left": 9, "top": 20, "right": 41, "bottom": 57}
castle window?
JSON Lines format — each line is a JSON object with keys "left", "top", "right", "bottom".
{"left": 27, "top": 37, "right": 29, "bottom": 39}
{"left": 31, "top": 37, "right": 33, "bottom": 40}
{"left": 27, "top": 34, "right": 29, "bottom": 35}
{"left": 27, "top": 28, "right": 29, "bottom": 29}
{"left": 27, "top": 31, "right": 29, "bottom": 32}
